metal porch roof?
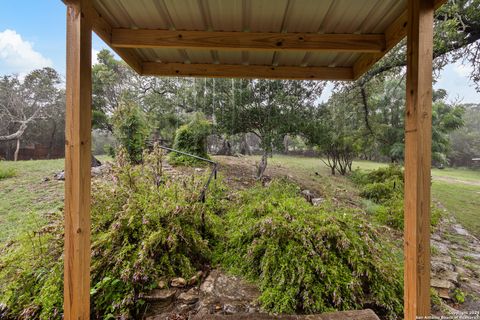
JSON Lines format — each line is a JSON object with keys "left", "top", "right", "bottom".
{"left": 88, "top": 0, "right": 444, "bottom": 80}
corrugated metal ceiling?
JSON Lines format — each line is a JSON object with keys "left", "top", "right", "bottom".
{"left": 93, "top": 0, "right": 406, "bottom": 69}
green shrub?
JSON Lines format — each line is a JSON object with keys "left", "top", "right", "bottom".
{"left": 373, "top": 198, "right": 404, "bottom": 230}
{"left": 431, "top": 206, "right": 443, "bottom": 229}
{"left": 0, "top": 146, "right": 225, "bottom": 319}
{"left": 354, "top": 166, "right": 442, "bottom": 230}
{"left": 360, "top": 179, "right": 403, "bottom": 203}
{"left": 0, "top": 166, "right": 16, "bottom": 180}
{"left": 356, "top": 165, "right": 404, "bottom": 185}
{"left": 216, "top": 179, "right": 403, "bottom": 319}
{"left": 168, "top": 114, "right": 211, "bottom": 166}
{"left": 113, "top": 98, "right": 150, "bottom": 164}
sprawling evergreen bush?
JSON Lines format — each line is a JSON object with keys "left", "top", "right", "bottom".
{"left": 168, "top": 114, "right": 211, "bottom": 165}
{"left": 216, "top": 179, "right": 404, "bottom": 319}
{"left": 0, "top": 146, "right": 224, "bottom": 319}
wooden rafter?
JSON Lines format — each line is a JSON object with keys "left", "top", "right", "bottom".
{"left": 111, "top": 29, "right": 385, "bottom": 53}
{"left": 353, "top": 0, "right": 447, "bottom": 79}
{"left": 65, "top": 0, "right": 144, "bottom": 74}
{"left": 142, "top": 62, "right": 353, "bottom": 80}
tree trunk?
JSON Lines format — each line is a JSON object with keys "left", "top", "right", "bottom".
{"left": 256, "top": 151, "right": 268, "bottom": 179}
{"left": 14, "top": 138, "right": 20, "bottom": 161}
{"left": 48, "top": 121, "right": 57, "bottom": 159}
{"left": 240, "top": 134, "right": 251, "bottom": 155}
{"left": 283, "top": 135, "right": 289, "bottom": 154}
{"left": 217, "top": 138, "right": 233, "bottom": 156}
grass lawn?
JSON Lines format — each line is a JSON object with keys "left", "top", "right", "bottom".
{"left": 246, "top": 154, "right": 359, "bottom": 198}
{"left": 0, "top": 159, "right": 65, "bottom": 243}
{"left": 432, "top": 181, "right": 480, "bottom": 237}
{"left": 0, "top": 156, "right": 110, "bottom": 243}
{"left": 431, "top": 167, "right": 480, "bottom": 182}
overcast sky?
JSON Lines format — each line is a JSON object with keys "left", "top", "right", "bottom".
{"left": 1, "top": 1, "right": 479, "bottom": 104}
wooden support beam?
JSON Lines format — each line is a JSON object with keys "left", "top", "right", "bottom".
{"left": 91, "top": 13, "right": 143, "bottom": 74}
{"left": 353, "top": 0, "right": 446, "bottom": 80}
{"left": 64, "top": 1, "right": 92, "bottom": 319}
{"left": 404, "top": 0, "right": 435, "bottom": 318}
{"left": 63, "top": 0, "right": 143, "bottom": 74}
{"left": 142, "top": 62, "right": 353, "bottom": 80}
{"left": 111, "top": 29, "right": 385, "bottom": 53}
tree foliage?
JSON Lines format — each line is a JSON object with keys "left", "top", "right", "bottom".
{"left": 112, "top": 98, "right": 150, "bottom": 164}
{"left": 448, "top": 104, "right": 480, "bottom": 166}
{"left": 214, "top": 79, "right": 323, "bottom": 178}
{"left": 0, "top": 68, "right": 63, "bottom": 160}
{"left": 303, "top": 96, "right": 363, "bottom": 175}
{"left": 168, "top": 114, "right": 212, "bottom": 165}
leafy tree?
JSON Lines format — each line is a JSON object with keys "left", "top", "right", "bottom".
{"left": 431, "top": 91, "right": 465, "bottom": 165}
{"left": 448, "top": 104, "right": 480, "bottom": 167}
{"left": 92, "top": 50, "right": 189, "bottom": 145}
{"left": 92, "top": 50, "right": 134, "bottom": 132}
{"left": 214, "top": 79, "right": 323, "bottom": 178}
{"left": 0, "top": 68, "right": 63, "bottom": 160}
{"left": 303, "top": 98, "right": 362, "bottom": 175}
{"left": 112, "top": 98, "right": 150, "bottom": 164}
{"left": 331, "top": 76, "right": 464, "bottom": 165}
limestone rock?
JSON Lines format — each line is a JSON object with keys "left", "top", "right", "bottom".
{"left": 158, "top": 279, "right": 167, "bottom": 289}
{"left": 141, "top": 288, "right": 177, "bottom": 314}
{"left": 431, "top": 278, "right": 454, "bottom": 290}
{"left": 311, "top": 198, "right": 324, "bottom": 206}
{"left": 142, "top": 288, "right": 177, "bottom": 302}
{"left": 301, "top": 189, "right": 314, "bottom": 202}
{"left": 171, "top": 277, "right": 187, "bottom": 288}
{"left": 177, "top": 288, "right": 200, "bottom": 305}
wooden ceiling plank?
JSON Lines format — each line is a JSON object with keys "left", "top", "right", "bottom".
{"left": 142, "top": 62, "right": 353, "bottom": 80}
{"left": 111, "top": 29, "right": 386, "bottom": 53}
{"left": 81, "top": 2, "right": 144, "bottom": 74}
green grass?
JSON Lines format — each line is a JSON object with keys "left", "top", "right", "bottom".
{"left": 431, "top": 167, "right": 480, "bottom": 182}
{"left": 0, "top": 156, "right": 111, "bottom": 243}
{"left": 0, "top": 159, "right": 65, "bottom": 243}
{"left": 432, "top": 181, "right": 480, "bottom": 237}
{"left": 0, "top": 166, "right": 17, "bottom": 180}
{"left": 245, "top": 154, "right": 358, "bottom": 198}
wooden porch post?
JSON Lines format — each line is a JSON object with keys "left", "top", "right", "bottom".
{"left": 404, "top": 0, "right": 435, "bottom": 319}
{"left": 64, "top": 0, "right": 92, "bottom": 319}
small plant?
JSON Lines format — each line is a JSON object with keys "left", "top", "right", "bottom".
{"left": 430, "top": 288, "right": 442, "bottom": 307}
{"left": 0, "top": 166, "right": 16, "bottom": 180}
{"left": 452, "top": 288, "right": 465, "bottom": 304}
